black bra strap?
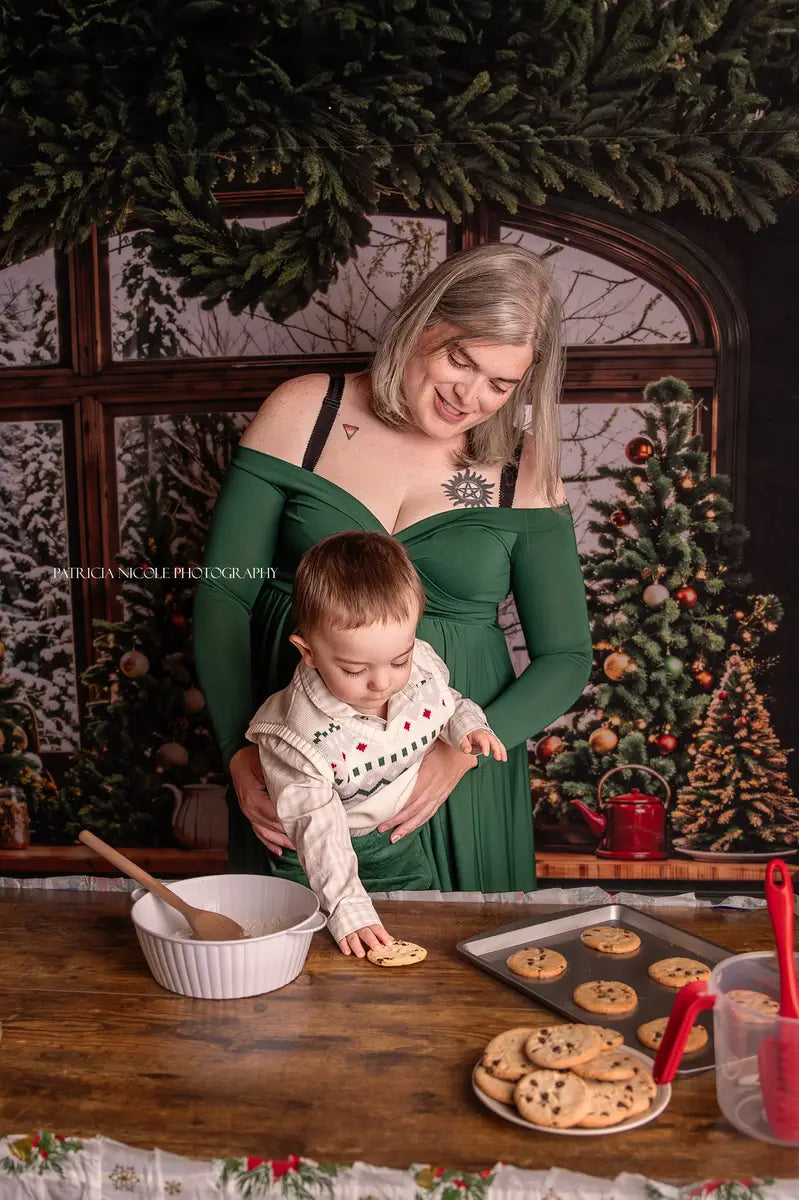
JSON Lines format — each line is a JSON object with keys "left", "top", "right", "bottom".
{"left": 499, "top": 441, "right": 523, "bottom": 508}
{"left": 302, "top": 374, "right": 345, "bottom": 472}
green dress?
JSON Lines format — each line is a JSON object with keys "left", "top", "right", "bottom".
{"left": 193, "top": 439, "right": 591, "bottom": 892}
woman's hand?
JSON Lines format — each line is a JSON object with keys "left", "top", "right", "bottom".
{"left": 377, "top": 738, "right": 478, "bottom": 843}
{"left": 228, "top": 744, "right": 295, "bottom": 856}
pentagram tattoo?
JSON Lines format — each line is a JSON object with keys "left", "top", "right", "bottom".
{"left": 441, "top": 468, "right": 495, "bottom": 508}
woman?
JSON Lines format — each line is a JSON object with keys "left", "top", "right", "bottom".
{"left": 193, "top": 242, "right": 592, "bottom": 891}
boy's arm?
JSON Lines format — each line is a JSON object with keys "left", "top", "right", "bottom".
{"left": 414, "top": 640, "right": 493, "bottom": 751}
{"left": 255, "top": 736, "right": 382, "bottom": 943}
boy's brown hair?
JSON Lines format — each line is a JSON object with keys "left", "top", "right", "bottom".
{"left": 292, "top": 531, "right": 425, "bottom": 635}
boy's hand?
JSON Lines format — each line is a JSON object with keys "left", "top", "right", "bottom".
{"left": 459, "top": 728, "right": 507, "bottom": 762}
{"left": 338, "top": 924, "right": 394, "bottom": 958}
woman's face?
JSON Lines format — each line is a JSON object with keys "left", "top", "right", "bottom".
{"left": 402, "top": 322, "right": 534, "bottom": 441}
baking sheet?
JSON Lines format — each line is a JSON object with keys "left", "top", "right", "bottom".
{"left": 457, "top": 903, "right": 734, "bottom": 1076}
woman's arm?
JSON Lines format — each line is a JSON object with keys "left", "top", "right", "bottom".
{"left": 192, "top": 452, "right": 286, "bottom": 769}
{"left": 482, "top": 507, "right": 593, "bottom": 751}
{"left": 194, "top": 372, "right": 334, "bottom": 768}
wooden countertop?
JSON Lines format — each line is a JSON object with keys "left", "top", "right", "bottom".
{"left": 1, "top": 890, "right": 798, "bottom": 1181}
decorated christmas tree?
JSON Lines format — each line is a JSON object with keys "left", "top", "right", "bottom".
{"left": 672, "top": 654, "right": 799, "bottom": 852}
{"left": 0, "top": 627, "right": 60, "bottom": 841}
{"left": 537, "top": 376, "right": 763, "bottom": 820}
{"left": 55, "top": 481, "right": 223, "bottom": 845}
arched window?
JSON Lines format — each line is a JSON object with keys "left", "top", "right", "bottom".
{"left": 0, "top": 195, "right": 744, "bottom": 762}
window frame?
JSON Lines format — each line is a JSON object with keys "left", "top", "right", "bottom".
{"left": 0, "top": 193, "right": 746, "bottom": 773}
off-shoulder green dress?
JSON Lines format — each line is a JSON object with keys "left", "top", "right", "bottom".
{"left": 193, "top": 384, "right": 592, "bottom": 892}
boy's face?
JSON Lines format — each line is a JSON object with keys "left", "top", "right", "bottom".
{"left": 289, "top": 617, "right": 417, "bottom": 714}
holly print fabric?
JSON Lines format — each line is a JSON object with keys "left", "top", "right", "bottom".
{"left": 0, "top": 1132, "right": 791, "bottom": 1199}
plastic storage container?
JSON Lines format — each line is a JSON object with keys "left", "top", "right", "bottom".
{"left": 130, "top": 873, "right": 326, "bottom": 1000}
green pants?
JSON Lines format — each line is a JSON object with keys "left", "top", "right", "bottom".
{"left": 258, "top": 826, "right": 434, "bottom": 893}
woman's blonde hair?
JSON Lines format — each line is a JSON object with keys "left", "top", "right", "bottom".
{"left": 370, "top": 242, "right": 565, "bottom": 507}
{"left": 292, "top": 531, "right": 426, "bottom": 636}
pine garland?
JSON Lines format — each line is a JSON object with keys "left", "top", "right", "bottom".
{"left": 2, "top": 1, "right": 799, "bottom": 318}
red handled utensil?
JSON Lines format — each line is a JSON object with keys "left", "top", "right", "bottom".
{"left": 652, "top": 979, "right": 716, "bottom": 1085}
{"left": 757, "top": 858, "right": 799, "bottom": 1141}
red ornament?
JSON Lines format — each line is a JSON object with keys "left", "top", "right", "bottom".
{"left": 694, "top": 669, "right": 714, "bottom": 690}
{"left": 653, "top": 732, "right": 678, "bottom": 755}
{"left": 625, "top": 436, "right": 656, "bottom": 465}
{"left": 170, "top": 613, "right": 187, "bottom": 628}
{"left": 536, "top": 735, "right": 565, "bottom": 763}
{"left": 610, "top": 509, "right": 630, "bottom": 528}
{"left": 718, "top": 690, "right": 728, "bottom": 699}
{"left": 675, "top": 585, "right": 698, "bottom": 609}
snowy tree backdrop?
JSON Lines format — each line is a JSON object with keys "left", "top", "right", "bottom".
{"left": 0, "top": 420, "right": 78, "bottom": 750}
{"left": 1, "top": 219, "right": 695, "bottom": 761}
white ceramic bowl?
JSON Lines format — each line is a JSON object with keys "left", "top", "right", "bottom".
{"left": 130, "top": 873, "right": 326, "bottom": 1000}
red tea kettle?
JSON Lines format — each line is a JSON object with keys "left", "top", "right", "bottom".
{"left": 572, "top": 764, "right": 670, "bottom": 860}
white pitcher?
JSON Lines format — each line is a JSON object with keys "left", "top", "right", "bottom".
{"left": 162, "top": 782, "right": 229, "bottom": 850}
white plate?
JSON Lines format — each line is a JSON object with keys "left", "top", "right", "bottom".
{"left": 471, "top": 1047, "right": 671, "bottom": 1137}
{"left": 672, "top": 840, "right": 798, "bottom": 863}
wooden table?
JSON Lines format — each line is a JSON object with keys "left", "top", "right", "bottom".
{"left": 2, "top": 890, "right": 798, "bottom": 1183}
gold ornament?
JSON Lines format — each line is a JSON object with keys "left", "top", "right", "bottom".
{"left": 589, "top": 727, "right": 619, "bottom": 754}
{"left": 120, "top": 650, "right": 150, "bottom": 678}
{"left": 705, "top": 509, "right": 717, "bottom": 520}
{"left": 603, "top": 651, "right": 635, "bottom": 681}
{"left": 156, "top": 742, "right": 189, "bottom": 769}
{"left": 183, "top": 687, "right": 206, "bottom": 713}
{"left": 678, "top": 474, "right": 695, "bottom": 491}
{"left": 696, "top": 569, "right": 707, "bottom": 580}
{"left": 643, "top": 583, "right": 669, "bottom": 608}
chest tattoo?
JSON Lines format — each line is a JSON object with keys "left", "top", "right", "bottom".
{"left": 442, "top": 468, "right": 495, "bottom": 509}
{"left": 342, "top": 423, "right": 359, "bottom": 440}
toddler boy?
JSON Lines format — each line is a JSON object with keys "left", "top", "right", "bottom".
{"left": 246, "top": 531, "right": 505, "bottom": 956}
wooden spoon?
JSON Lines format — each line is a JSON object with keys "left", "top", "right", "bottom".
{"left": 78, "top": 830, "right": 246, "bottom": 941}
